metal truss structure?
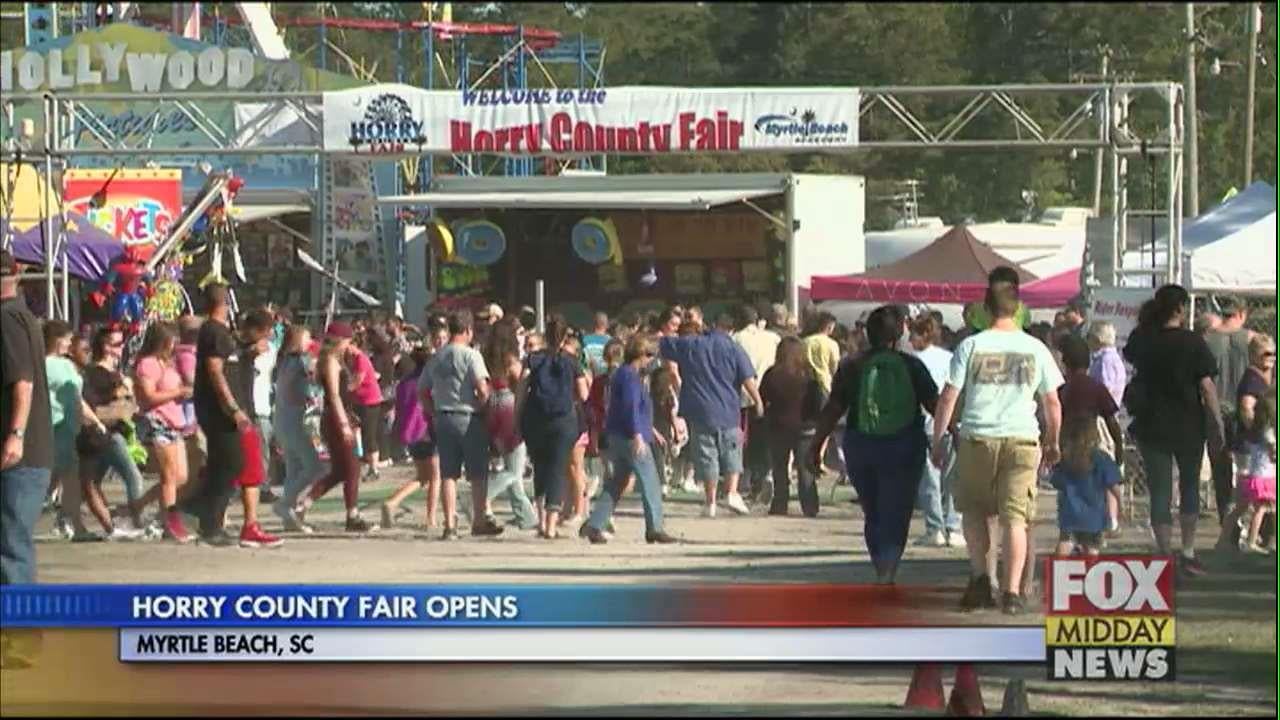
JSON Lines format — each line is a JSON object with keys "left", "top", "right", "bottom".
{"left": 1, "top": 81, "right": 1183, "bottom": 319}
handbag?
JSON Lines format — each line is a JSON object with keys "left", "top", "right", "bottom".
{"left": 1122, "top": 374, "right": 1148, "bottom": 419}
{"left": 76, "top": 423, "right": 110, "bottom": 455}
{"left": 94, "top": 397, "right": 138, "bottom": 428}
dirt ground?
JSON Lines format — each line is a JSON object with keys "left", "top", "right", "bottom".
{"left": 4, "top": 465, "right": 1276, "bottom": 716}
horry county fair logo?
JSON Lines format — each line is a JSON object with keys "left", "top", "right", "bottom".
{"left": 753, "top": 108, "right": 850, "bottom": 145}
{"left": 348, "top": 94, "right": 427, "bottom": 154}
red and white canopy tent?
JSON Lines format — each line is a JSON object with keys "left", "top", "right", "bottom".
{"left": 810, "top": 225, "right": 1078, "bottom": 308}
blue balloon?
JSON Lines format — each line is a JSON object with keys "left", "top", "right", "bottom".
{"left": 192, "top": 215, "right": 209, "bottom": 234}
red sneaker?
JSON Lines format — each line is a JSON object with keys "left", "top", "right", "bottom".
{"left": 239, "top": 522, "right": 284, "bottom": 549}
{"left": 164, "top": 513, "right": 193, "bottom": 544}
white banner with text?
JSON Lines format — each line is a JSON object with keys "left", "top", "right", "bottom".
{"left": 321, "top": 85, "right": 861, "bottom": 157}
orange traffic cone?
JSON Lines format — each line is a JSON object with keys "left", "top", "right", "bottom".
{"left": 904, "top": 663, "right": 946, "bottom": 710}
{"left": 946, "top": 663, "right": 985, "bottom": 716}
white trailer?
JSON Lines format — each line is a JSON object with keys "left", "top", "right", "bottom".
{"left": 383, "top": 172, "right": 865, "bottom": 324}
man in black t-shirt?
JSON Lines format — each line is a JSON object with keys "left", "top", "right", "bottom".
{"left": 184, "top": 285, "right": 281, "bottom": 548}
{"left": 0, "top": 250, "right": 54, "bottom": 584}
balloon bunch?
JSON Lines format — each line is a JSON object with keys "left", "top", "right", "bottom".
{"left": 145, "top": 249, "right": 191, "bottom": 321}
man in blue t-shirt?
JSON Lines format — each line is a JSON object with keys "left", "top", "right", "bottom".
{"left": 660, "top": 328, "right": 763, "bottom": 518}
{"left": 582, "top": 312, "right": 612, "bottom": 378}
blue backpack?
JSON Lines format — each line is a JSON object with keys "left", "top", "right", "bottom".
{"left": 526, "top": 352, "right": 575, "bottom": 420}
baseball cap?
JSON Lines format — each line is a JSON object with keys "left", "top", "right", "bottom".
{"left": 325, "top": 321, "right": 355, "bottom": 340}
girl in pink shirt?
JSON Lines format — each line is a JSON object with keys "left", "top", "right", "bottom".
{"left": 132, "top": 322, "right": 194, "bottom": 543}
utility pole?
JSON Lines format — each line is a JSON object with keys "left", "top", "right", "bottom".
{"left": 1244, "top": 1, "right": 1259, "bottom": 186}
{"left": 1185, "top": 3, "right": 1199, "bottom": 217}
{"left": 1092, "top": 48, "right": 1110, "bottom": 217}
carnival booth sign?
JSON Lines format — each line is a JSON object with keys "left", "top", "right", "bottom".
{"left": 323, "top": 85, "right": 861, "bottom": 156}
{"left": 64, "top": 168, "right": 183, "bottom": 245}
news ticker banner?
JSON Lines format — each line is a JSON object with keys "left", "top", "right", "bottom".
{"left": 1, "top": 584, "right": 1042, "bottom": 663}
{"left": 1044, "top": 556, "right": 1176, "bottom": 682}
{"left": 321, "top": 85, "right": 860, "bottom": 157}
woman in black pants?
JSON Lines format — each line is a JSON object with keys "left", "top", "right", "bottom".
{"left": 518, "top": 316, "right": 590, "bottom": 539}
{"left": 760, "top": 336, "right": 825, "bottom": 517}
{"left": 1123, "top": 284, "right": 1226, "bottom": 578}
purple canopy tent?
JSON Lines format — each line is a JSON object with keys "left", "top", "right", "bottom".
{"left": 1, "top": 211, "right": 123, "bottom": 282}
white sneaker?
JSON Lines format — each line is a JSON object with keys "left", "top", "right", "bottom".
{"left": 681, "top": 478, "right": 699, "bottom": 494}
{"left": 273, "top": 500, "right": 314, "bottom": 534}
{"left": 702, "top": 505, "right": 717, "bottom": 519}
{"left": 661, "top": 485, "right": 670, "bottom": 498}
{"left": 725, "top": 493, "right": 751, "bottom": 516}
{"left": 52, "top": 517, "right": 74, "bottom": 540}
{"left": 108, "top": 525, "right": 145, "bottom": 542}
{"left": 914, "top": 530, "right": 947, "bottom": 547}
{"left": 946, "top": 531, "right": 967, "bottom": 548}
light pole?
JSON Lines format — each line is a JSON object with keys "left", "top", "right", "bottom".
{"left": 1244, "top": 1, "right": 1259, "bottom": 186}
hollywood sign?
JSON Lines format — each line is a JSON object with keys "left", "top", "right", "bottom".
{"left": 0, "top": 44, "right": 257, "bottom": 93}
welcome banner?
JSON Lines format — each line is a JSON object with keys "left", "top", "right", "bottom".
{"left": 322, "top": 85, "right": 860, "bottom": 157}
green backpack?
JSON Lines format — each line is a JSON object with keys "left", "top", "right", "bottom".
{"left": 854, "top": 351, "right": 917, "bottom": 436}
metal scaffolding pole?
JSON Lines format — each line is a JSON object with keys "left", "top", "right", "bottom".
{"left": 42, "top": 95, "right": 55, "bottom": 319}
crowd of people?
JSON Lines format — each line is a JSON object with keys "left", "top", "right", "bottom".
{"left": 2, "top": 247, "right": 1275, "bottom": 614}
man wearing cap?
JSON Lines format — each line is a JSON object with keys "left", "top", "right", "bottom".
{"left": 1, "top": 250, "right": 55, "bottom": 583}
{"left": 477, "top": 302, "right": 504, "bottom": 326}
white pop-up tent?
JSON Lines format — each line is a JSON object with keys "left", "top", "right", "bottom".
{"left": 1123, "top": 181, "right": 1276, "bottom": 293}
{"left": 1181, "top": 181, "right": 1276, "bottom": 292}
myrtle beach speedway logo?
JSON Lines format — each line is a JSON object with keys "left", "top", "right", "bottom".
{"left": 753, "top": 108, "right": 851, "bottom": 146}
{"left": 348, "top": 94, "right": 427, "bottom": 154}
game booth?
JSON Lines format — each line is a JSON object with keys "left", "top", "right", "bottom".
{"left": 383, "top": 172, "right": 866, "bottom": 330}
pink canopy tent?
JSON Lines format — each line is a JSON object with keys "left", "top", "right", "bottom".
{"left": 810, "top": 225, "right": 1035, "bottom": 304}
{"left": 1020, "top": 268, "right": 1081, "bottom": 309}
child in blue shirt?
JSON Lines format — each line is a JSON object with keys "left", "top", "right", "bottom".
{"left": 1052, "top": 416, "right": 1121, "bottom": 557}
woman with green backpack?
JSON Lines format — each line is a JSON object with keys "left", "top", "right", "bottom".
{"left": 809, "top": 306, "right": 940, "bottom": 584}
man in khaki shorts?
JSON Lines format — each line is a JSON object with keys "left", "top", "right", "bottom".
{"left": 930, "top": 279, "right": 1063, "bottom": 615}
